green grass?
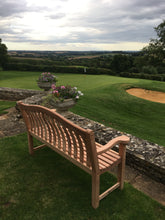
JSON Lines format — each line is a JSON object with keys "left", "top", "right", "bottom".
{"left": 0, "top": 100, "right": 16, "bottom": 115}
{"left": 0, "top": 71, "right": 40, "bottom": 90}
{"left": 0, "top": 71, "right": 165, "bottom": 146}
{"left": 0, "top": 134, "right": 165, "bottom": 219}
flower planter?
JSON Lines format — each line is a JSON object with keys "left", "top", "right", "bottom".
{"left": 49, "top": 98, "right": 76, "bottom": 114}
{"left": 37, "top": 82, "right": 54, "bottom": 91}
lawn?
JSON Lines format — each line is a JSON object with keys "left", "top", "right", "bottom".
{"left": 0, "top": 71, "right": 164, "bottom": 146}
{"left": 0, "top": 134, "right": 164, "bottom": 220}
{"left": 0, "top": 100, "right": 16, "bottom": 115}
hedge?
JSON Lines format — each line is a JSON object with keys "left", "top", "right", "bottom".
{"left": 119, "top": 72, "right": 165, "bottom": 81}
{"left": 4, "top": 62, "right": 165, "bottom": 82}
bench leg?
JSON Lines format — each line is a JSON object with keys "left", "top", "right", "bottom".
{"left": 92, "top": 173, "right": 100, "bottom": 209}
{"left": 118, "top": 144, "right": 126, "bottom": 189}
{"left": 28, "top": 133, "right": 34, "bottom": 155}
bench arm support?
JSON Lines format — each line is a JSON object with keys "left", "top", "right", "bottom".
{"left": 97, "top": 135, "right": 130, "bottom": 155}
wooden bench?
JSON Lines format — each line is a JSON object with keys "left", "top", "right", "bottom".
{"left": 17, "top": 101, "right": 130, "bottom": 208}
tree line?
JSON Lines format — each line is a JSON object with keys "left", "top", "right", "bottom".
{"left": 0, "top": 20, "right": 165, "bottom": 81}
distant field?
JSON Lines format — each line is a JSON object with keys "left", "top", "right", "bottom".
{"left": 69, "top": 55, "right": 104, "bottom": 59}
{"left": 11, "top": 57, "right": 45, "bottom": 60}
{"left": 68, "top": 53, "right": 112, "bottom": 59}
{"left": 0, "top": 70, "right": 165, "bottom": 146}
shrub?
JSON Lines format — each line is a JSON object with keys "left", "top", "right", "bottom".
{"left": 142, "top": 65, "right": 158, "bottom": 74}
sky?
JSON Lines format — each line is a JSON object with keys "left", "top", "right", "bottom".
{"left": 0, "top": 0, "right": 165, "bottom": 51}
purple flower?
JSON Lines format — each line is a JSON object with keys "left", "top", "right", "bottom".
{"left": 50, "top": 84, "right": 84, "bottom": 102}
{"left": 37, "top": 72, "right": 57, "bottom": 83}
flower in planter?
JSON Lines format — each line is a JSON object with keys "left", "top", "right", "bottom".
{"left": 51, "top": 84, "right": 83, "bottom": 102}
{"left": 37, "top": 72, "right": 58, "bottom": 83}
{"left": 41, "top": 84, "right": 84, "bottom": 112}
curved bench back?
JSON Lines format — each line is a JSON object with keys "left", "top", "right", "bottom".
{"left": 18, "top": 102, "right": 99, "bottom": 172}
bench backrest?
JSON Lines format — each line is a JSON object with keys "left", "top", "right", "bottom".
{"left": 18, "top": 102, "right": 99, "bottom": 172}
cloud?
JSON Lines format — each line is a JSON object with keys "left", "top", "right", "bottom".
{"left": 47, "top": 13, "right": 66, "bottom": 20}
{"left": 0, "top": 0, "right": 28, "bottom": 17}
{"left": 0, "top": 0, "right": 47, "bottom": 17}
{"left": 65, "top": 0, "right": 165, "bottom": 43}
{"left": 1, "top": 0, "right": 165, "bottom": 50}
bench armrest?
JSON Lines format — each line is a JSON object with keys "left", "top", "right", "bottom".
{"left": 97, "top": 135, "right": 130, "bottom": 155}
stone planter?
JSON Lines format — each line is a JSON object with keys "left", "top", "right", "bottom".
{"left": 37, "top": 82, "right": 54, "bottom": 91}
{"left": 49, "top": 98, "right": 76, "bottom": 115}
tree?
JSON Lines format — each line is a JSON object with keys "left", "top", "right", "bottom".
{"left": 142, "top": 20, "right": 165, "bottom": 66}
{"left": 111, "top": 54, "right": 133, "bottom": 73}
{"left": 155, "top": 20, "right": 165, "bottom": 46}
{"left": 0, "top": 38, "right": 8, "bottom": 69}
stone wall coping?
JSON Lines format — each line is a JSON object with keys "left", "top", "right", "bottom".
{"left": 0, "top": 87, "right": 44, "bottom": 101}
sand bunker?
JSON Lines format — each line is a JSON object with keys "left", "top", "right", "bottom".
{"left": 126, "top": 88, "right": 165, "bottom": 104}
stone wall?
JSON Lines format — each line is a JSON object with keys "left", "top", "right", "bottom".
{"left": 0, "top": 87, "right": 44, "bottom": 101}
{"left": 66, "top": 114, "right": 165, "bottom": 184}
